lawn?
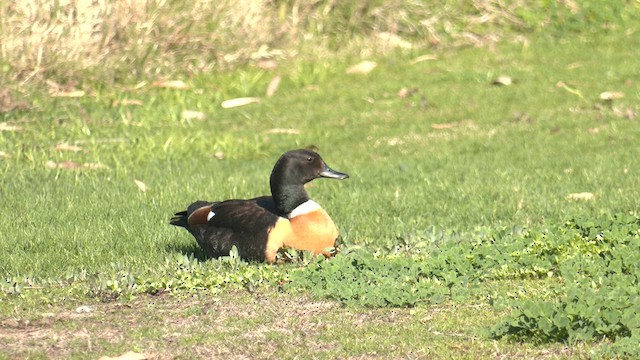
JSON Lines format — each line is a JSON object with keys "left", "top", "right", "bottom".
{"left": 1, "top": 1, "right": 640, "bottom": 359}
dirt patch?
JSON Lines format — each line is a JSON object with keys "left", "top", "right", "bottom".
{"left": 0, "top": 291, "right": 343, "bottom": 359}
{"left": 0, "top": 291, "right": 589, "bottom": 359}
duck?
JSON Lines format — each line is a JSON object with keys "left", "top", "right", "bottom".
{"left": 170, "top": 149, "right": 349, "bottom": 263}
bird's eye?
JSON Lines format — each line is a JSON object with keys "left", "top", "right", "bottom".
{"left": 306, "top": 156, "right": 313, "bottom": 162}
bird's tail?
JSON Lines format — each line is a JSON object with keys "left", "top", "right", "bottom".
{"left": 169, "top": 211, "right": 189, "bottom": 228}
{"left": 170, "top": 200, "right": 213, "bottom": 229}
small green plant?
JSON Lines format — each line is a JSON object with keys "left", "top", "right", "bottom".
{"left": 492, "top": 214, "right": 640, "bottom": 356}
{"left": 287, "top": 250, "right": 467, "bottom": 307}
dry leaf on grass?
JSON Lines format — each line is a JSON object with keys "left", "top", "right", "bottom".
{"left": 397, "top": 88, "right": 419, "bottom": 98}
{"left": 265, "top": 128, "right": 301, "bottom": 135}
{"left": 55, "top": 143, "right": 83, "bottom": 152}
{"left": 181, "top": 110, "right": 207, "bottom": 120}
{"left": 134, "top": 179, "right": 148, "bottom": 192}
{"left": 431, "top": 123, "right": 455, "bottom": 129}
{"left": 492, "top": 76, "right": 513, "bottom": 86}
{"left": 98, "top": 351, "right": 154, "bottom": 360}
{"left": 83, "top": 163, "right": 108, "bottom": 170}
{"left": 0, "top": 151, "right": 8, "bottom": 158}
{"left": 567, "top": 62, "right": 583, "bottom": 70}
{"left": 75, "top": 305, "right": 93, "bottom": 314}
{"left": 74, "top": 138, "right": 129, "bottom": 145}
{"left": 565, "top": 192, "right": 595, "bottom": 201}
{"left": 411, "top": 54, "right": 438, "bottom": 64}
{"left": 221, "top": 97, "right": 260, "bottom": 108}
{"left": 151, "top": 80, "right": 189, "bottom": 90}
{"left": 212, "top": 151, "right": 225, "bottom": 160}
{"left": 346, "top": 61, "right": 377, "bottom": 75}
{"left": 46, "top": 161, "right": 107, "bottom": 170}
{"left": 50, "top": 90, "right": 85, "bottom": 97}
{"left": 0, "top": 122, "right": 23, "bottom": 132}
{"left": 47, "top": 160, "right": 80, "bottom": 169}
{"left": 257, "top": 59, "right": 278, "bottom": 70}
{"left": 266, "top": 75, "right": 281, "bottom": 97}
{"left": 431, "top": 120, "right": 474, "bottom": 130}
{"left": 599, "top": 91, "right": 624, "bottom": 101}
{"left": 113, "top": 99, "right": 143, "bottom": 107}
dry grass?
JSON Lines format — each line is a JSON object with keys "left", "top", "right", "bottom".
{"left": 1, "top": 0, "right": 289, "bottom": 84}
{"left": 0, "top": 290, "right": 587, "bottom": 359}
{"left": 0, "top": 0, "right": 541, "bottom": 87}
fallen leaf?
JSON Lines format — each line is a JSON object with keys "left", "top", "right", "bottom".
{"left": 98, "top": 351, "right": 154, "bottom": 360}
{"left": 566, "top": 62, "right": 583, "bottom": 70}
{"left": 588, "top": 127, "right": 600, "bottom": 134}
{"left": 151, "top": 80, "right": 189, "bottom": 90}
{"left": 50, "top": 90, "right": 85, "bottom": 97}
{"left": 47, "top": 160, "right": 80, "bottom": 169}
{"left": 397, "top": 87, "right": 419, "bottom": 98}
{"left": 213, "top": 151, "right": 225, "bottom": 160}
{"left": 411, "top": 54, "right": 438, "bottom": 64}
{"left": 74, "top": 138, "right": 129, "bottom": 145}
{"left": 83, "top": 163, "right": 108, "bottom": 170}
{"left": 431, "top": 123, "right": 455, "bottom": 129}
{"left": 376, "top": 32, "right": 412, "bottom": 49}
{"left": 221, "top": 97, "right": 260, "bottom": 109}
{"left": 257, "top": 59, "right": 278, "bottom": 70}
{"left": 55, "top": 143, "right": 83, "bottom": 152}
{"left": 346, "top": 61, "right": 377, "bottom": 75}
{"left": 181, "top": 110, "right": 207, "bottom": 120}
{"left": 46, "top": 161, "right": 107, "bottom": 170}
{"left": 0, "top": 151, "right": 8, "bottom": 158}
{"left": 46, "top": 80, "right": 86, "bottom": 97}
{"left": 75, "top": 305, "right": 93, "bottom": 314}
{"left": 492, "top": 76, "right": 513, "bottom": 86}
{"left": 0, "top": 122, "right": 23, "bottom": 132}
{"left": 134, "top": 179, "right": 148, "bottom": 192}
{"left": 431, "top": 120, "right": 474, "bottom": 130}
{"left": 265, "top": 128, "right": 301, "bottom": 135}
{"left": 113, "top": 99, "right": 143, "bottom": 107}
{"left": 565, "top": 192, "right": 595, "bottom": 201}
{"left": 599, "top": 91, "right": 624, "bottom": 101}
{"left": 266, "top": 75, "right": 281, "bottom": 97}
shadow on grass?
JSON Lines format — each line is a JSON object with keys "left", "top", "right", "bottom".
{"left": 166, "top": 241, "right": 211, "bottom": 262}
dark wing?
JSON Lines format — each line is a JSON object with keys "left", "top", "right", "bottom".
{"left": 207, "top": 196, "right": 280, "bottom": 230}
{"left": 170, "top": 200, "right": 216, "bottom": 229}
{"left": 188, "top": 196, "right": 282, "bottom": 261}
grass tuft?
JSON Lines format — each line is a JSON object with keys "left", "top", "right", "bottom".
{"left": 3, "top": 1, "right": 638, "bottom": 87}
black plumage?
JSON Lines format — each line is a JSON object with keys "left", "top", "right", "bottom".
{"left": 170, "top": 149, "right": 349, "bottom": 262}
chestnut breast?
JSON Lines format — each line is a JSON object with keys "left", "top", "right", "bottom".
{"left": 264, "top": 207, "right": 339, "bottom": 263}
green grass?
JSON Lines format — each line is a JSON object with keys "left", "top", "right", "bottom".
{"left": 2, "top": 25, "right": 640, "bottom": 358}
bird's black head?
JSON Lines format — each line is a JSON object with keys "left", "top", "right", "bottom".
{"left": 270, "top": 149, "right": 348, "bottom": 214}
